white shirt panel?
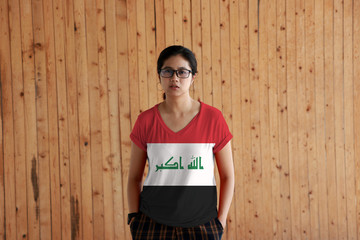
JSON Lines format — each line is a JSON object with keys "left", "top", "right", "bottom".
{"left": 144, "top": 143, "right": 216, "bottom": 186}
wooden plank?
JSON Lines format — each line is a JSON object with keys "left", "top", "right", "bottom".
{"left": 0, "top": 68, "right": 4, "bottom": 239}
{"left": 0, "top": 0, "right": 17, "bottom": 238}
{"left": 300, "top": 0, "right": 314, "bottom": 235}
{"left": 343, "top": 0, "right": 357, "bottom": 238}
{"left": 219, "top": 0, "right": 231, "bottom": 117}
{"left": 353, "top": 0, "right": 360, "bottom": 238}
{"left": 173, "top": 0, "right": 183, "bottom": 45}
{"left": 95, "top": 0, "right": 114, "bottom": 239}
{"left": 276, "top": 0, "right": 292, "bottom": 238}
{"left": 19, "top": 0, "right": 40, "bottom": 238}
{"left": 219, "top": 1, "right": 235, "bottom": 239}
{"left": 258, "top": 0, "right": 272, "bottom": 237}
{"left": 201, "top": 0, "right": 212, "bottom": 105}
{"left": 0, "top": 28, "right": 5, "bottom": 236}
{"left": 314, "top": 0, "right": 329, "bottom": 238}
{"left": 53, "top": 0, "right": 72, "bottom": 238}
{"left": 104, "top": 0, "right": 121, "bottom": 237}
{"left": 164, "top": 0, "right": 174, "bottom": 45}
{"left": 136, "top": 0, "right": 149, "bottom": 112}
{"left": 6, "top": 0, "right": 28, "bottom": 238}
{"left": 85, "top": 0, "right": 105, "bottom": 238}
{"left": 304, "top": 0, "right": 320, "bottom": 239}
{"left": 333, "top": 0, "right": 347, "bottom": 238}
{"left": 286, "top": 0, "right": 301, "bottom": 237}
{"left": 117, "top": 0, "right": 131, "bottom": 239}
{"left": 209, "top": 0, "right": 222, "bottom": 222}
{"left": 191, "top": 0, "right": 203, "bottom": 101}
{"left": 210, "top": 0, "right": 221, "bottom": 110}
{"left": 324, "top": 0, "right": 339, "bottom": 238}
{"left": 73, "top": 0, "right": 94, "bottom": 238}
{"left": 127, "top": 0, "right": 140, "bottom": 128}
{"left": 155, "top": 0, "right": 166, "bottom": 53}
{"left": 32, "top": 0, "right": 52, "bottom": 238}
{"left": 42, "top": 0, "right": 62, "bottom": 238}
{"left": 267, "top": 0, "right": 282, "bottom": 238}
{"left": 104, "top": 0, "right": 124, "bottom": 238}
{"left": 145, "top": 0, "right": 158, "bottom": 108}
{"left": 287, "top": 0, "right": 301, "bottom": 238}
{"left": 239, "top": 0, "right": 254, "bottom": 238}
{"left": 182, "top": 0, "right": 192, "bottom": 49}
{"left": 33, "top": 1, "right": 53, "bottom": 239}
{"left": 224, "top": 0, "right": 239, "bottom": 238}
{"left": 63, "top": 0, "right": 84, "bottom": 239}
{"left": 248, "top": 0, "right": 264, "bottom": 238}
{"left": 229, "top": 0, "right": 245, "bottom": 238}
{"left": 295, "top": 0, "right": 311, "bottom": 238}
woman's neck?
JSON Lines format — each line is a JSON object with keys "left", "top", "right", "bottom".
{"left": 162, "top": 95, "right": 195, "bottom": 115}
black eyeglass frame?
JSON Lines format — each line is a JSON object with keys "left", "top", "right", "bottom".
{"left": 159, "top": 68, "right": 193, "bottom": 78}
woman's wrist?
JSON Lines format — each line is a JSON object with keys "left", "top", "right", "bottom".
{"left": 217, "top": 214, "right": 227, "bottom": 228}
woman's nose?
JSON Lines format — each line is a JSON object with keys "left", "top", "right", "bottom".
{"left": 170, "top": 73, "right": 179, "bottom": 81}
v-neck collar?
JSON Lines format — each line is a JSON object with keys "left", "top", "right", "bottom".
{"left": 155, "top": 101, "right": 202, "bottom": 135}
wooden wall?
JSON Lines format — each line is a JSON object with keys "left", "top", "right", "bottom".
{"left": 1, "top": 0, "right": 360, "bottom": 239}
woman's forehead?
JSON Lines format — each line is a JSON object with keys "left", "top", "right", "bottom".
{"left": 162, "top": 55, "right": 191, "bottom": 68}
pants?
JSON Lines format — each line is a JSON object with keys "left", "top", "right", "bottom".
{"left": 130, "top": 212, "right": 224, "bottom": 240}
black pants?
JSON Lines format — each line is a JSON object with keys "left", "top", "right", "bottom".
{"left": 130, "top": 213, "right": 224, "bottom": 240}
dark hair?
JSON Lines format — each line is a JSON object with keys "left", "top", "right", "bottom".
{"left": 157, "top": 45, "right": 198, "bottom": 75}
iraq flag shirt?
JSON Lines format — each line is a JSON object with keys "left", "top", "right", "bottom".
{"left": 130, "top": 101, "right": 232, "bottom": 227}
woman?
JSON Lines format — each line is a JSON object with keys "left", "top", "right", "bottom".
{"left": 127, "top": 45, "right": 234, "bottom": 240}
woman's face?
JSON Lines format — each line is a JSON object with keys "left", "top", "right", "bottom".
{"left": 159, "top": 54, "right": 195, "bottom": 99}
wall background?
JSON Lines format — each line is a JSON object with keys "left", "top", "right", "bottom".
{"left": 1, "top": 0, "right": 360, "bottom": 239}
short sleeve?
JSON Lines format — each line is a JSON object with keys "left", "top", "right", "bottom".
{"left": 213, "top": 113, "right": 233, "bottom": 153}
{"left": 130, "top": 115, "right": 147, "bottom": 152}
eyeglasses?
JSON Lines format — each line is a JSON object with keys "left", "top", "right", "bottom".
{"left": 159, "top": 68, "right": 192, "bottom": 78}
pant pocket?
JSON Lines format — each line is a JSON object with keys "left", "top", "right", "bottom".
{"left": 129, "top": 213, "right": 142, "bottom": 236}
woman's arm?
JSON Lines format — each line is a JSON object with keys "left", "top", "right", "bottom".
{"left": 127, "top": 142, "right": 147, "bottom": 213}
{"left": 215, "top": 141, "right": 235, "bottom": 228}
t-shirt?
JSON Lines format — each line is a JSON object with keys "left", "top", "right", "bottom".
{"left": 130, "top": 101, "right": 233, "bottom": 227}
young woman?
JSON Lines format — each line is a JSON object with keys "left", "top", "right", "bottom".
{"left": 127, "top": 45, "right": 234, "bottom": 240}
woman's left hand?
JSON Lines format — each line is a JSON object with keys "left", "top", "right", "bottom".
{"left": 215, "top": 141, "right": 234, "bottom": 231}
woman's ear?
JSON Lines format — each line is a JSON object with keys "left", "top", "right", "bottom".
{"left": 191, "top": 74, "right": 196, "bottom": 84}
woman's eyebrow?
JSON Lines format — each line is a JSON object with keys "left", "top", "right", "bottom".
{"left": 162, "top": 66, "right": 189, "bottom": 70}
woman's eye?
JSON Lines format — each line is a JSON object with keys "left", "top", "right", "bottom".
{"left": 178, "top": 70, "right": 187, "bottom": 75}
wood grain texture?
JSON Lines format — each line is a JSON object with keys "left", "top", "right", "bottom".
{"left": 1, "top": 0, "right": 16, "bottom": 239}
{"left": 268, "top": 0, "right": 282, "bottom": 238}
{"left": 0, "top": 0, "right": 359, "bottom": 239}
{"left": 32, "top": 0, "right": 52, "bottom": 238}
{"left": 7, "top": 0, "right": 28, "bottom": 239}
{"left": 314, "top": 0, "right": 329, "bottom": 239}
{"left": 42, "top": 0, "right": 62, "bottom": 238}
{"left": 354, "top": 0, "right": 360, "bottom": 239}
{"left": 20, "top": 0, "right": 40, "bottom": 238}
